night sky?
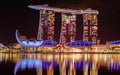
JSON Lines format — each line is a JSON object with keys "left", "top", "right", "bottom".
{"left": 0, "top": 0, "right": 120, "bottom": 45}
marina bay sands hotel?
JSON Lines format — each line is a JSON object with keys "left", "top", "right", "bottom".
{"left": 16, "top": 4, "right": 99, "bottom": 48}
{"left": 28, "top": 4, "right": 99, "bottom": 44}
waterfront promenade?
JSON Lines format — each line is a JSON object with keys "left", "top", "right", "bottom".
{"left": 0, "top": 44, "right": 120, "bottom": 54}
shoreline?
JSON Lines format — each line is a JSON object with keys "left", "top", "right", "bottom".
{"left": 1, "top": 51, "right": 120, "bottom": 54}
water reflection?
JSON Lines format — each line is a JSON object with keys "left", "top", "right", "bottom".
{"left": 0, "top": 53, "right": 120, "bottom": 75}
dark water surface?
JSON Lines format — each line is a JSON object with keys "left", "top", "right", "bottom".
{"left": 0, "top": 53, "right": 120, "bottom": 75}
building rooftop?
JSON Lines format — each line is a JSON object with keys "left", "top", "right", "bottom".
{"left": 28, "top": 4, "right": 99, "bottom": 14}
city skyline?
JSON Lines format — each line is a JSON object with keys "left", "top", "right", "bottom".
{"left": 0, "top": 0, "right": 120, "bottom": 45}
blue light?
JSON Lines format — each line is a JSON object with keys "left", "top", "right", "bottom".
{"left": 52, "top": 61, "right": 58, "bottom": 68}
{"left": 42, "top": 40, "right": 58, "bottom": 45}
{"left": 109, "top": 40, "right": 120, "bottom": 44}
{"left": 42, "top": 61, "right": 51, "bottom": 68}
{"left": 27, "top": 60, "right": 34, "bottom": 68}
{"left": 22, "top": 40, "right": 28, "bottom": 46}
{"left": 34, "top": 41, "right": 42, "bottom": 46}
{"left": 34, "top": 59, "right": 42, "bottom": 68}
{"left": 14, "top": 62, "right": 21, "bottom": 75}
{"left": 21, "top": 60, "right": 27, "bottom": 69}
{"left": 16, "top": 30, "right": 43, "bottom": 47}
{"left": 74, "top": 61, "right": 84, "bottom": 68}
{"left": 67, "top": 40, "right": 93, "bottom": 46}
{"left": 28, "top": 41, "right": 34, "bottom": 46}
{"left": 110, "top": 62, "right": 114, "bottom": 70}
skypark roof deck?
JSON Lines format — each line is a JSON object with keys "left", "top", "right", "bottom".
{"left": 28, "top": 5, "right": 99, "bottom": 14}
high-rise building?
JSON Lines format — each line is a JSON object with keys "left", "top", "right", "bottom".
{"left": 59, "top": 13, "right": 76, "bottom": 44}
{"left": 83, "top": 8, "right": 98, "bottom": 44}
{"left": 37, "top": 10, "right": 55, "bottom": 41}
{"left": 28, "top": 5, "right": 99, "bottom": 44}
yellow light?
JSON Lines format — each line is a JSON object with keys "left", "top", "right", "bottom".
{"left": 66, "top": 19, "right": 70, "bottom": 24}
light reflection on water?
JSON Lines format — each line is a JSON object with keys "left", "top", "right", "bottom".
{"left": 0, "top": 53, "right": 120, "bottom": 75}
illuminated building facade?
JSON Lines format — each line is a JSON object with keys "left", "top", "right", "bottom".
{"left": 83, "top": 12, "right": 98, "bottom": 44}
{"left": 60, "top": 13, "right": 76, "bottom": 44}
{"left": 15, "top": 5, "right": 99, "bottom": 50}
{"left": 28, "top": 5, "right": 99, "bottom": 45}
{"left": 37, "top": 10, "right": 55, "bottom": 40}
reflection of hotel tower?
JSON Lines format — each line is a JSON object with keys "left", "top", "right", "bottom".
{"left": 37, "top": 62, "right": 98, "bottom": 75}
{"left": 28, "top": 5, "right": 99, "bottom": 44}
{"left": 14, "top": 60, "right": 98, "bottom": 75}
{"left": 9, "top": 54, "right": 120, "bottom": 75}
{"left": 14, "top": 59, "right": 98, "bottom": 75}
